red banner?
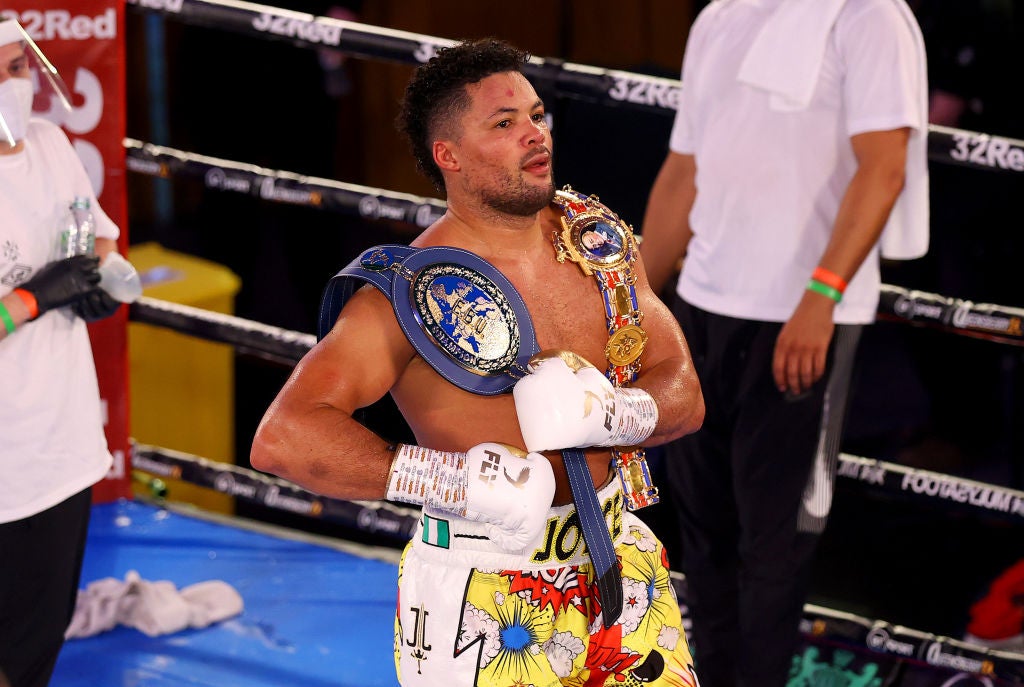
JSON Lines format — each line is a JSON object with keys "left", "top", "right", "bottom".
{"left": 1, "top": 3, "right": 131, "bottom": 501}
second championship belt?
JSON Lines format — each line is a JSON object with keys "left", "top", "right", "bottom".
{"left": 552, "top": 185, "right": 659, "bottom": 512}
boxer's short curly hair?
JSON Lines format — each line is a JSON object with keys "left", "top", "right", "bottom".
{"left": 396, "top": 38, "right": 530, "bottom": 192}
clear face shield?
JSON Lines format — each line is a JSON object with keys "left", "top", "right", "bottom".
{"left": 0, "top": 20, "right": 71, "bottom": 149}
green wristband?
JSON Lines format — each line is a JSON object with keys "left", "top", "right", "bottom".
{"left": 0, "top": 301, "right": 15, "bottom": 335}
{"left": 807, "top": 278, "right": 842, "bottom": 303}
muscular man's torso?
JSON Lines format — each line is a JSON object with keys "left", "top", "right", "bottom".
{"left": 390, "top": 206, "right": 615, "bottom": 505}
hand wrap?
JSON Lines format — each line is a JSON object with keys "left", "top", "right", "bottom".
{"left": 513, "top": 350, "right": 659, "bottom": 452}
{"left": 386, "top": 442, "right": 555, "bottom": 552}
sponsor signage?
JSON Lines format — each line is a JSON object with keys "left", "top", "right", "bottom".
{"left": 880, "top": 287, "right": 1024, "bottom": 344}
{"left": 947, "top": 131, "right": 1024, "bottom": 172}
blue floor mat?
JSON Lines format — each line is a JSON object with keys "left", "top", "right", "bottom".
{"left": 52, "top": 500, "right": 402, "bottom": 687}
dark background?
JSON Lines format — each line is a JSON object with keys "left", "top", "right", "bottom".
{"left": 122, "top": 0, "right": 1024, "bottom": 643}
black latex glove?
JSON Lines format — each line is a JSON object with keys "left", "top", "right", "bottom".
{"left": 18, "top": 255, "right": 101, "bottom": 316}
{"left": 72, "top": 288, "right": 121, "bottom": 322}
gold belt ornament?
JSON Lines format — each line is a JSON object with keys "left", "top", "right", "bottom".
{"left": 552, "top": 185, "right": 658, "bottom": 511}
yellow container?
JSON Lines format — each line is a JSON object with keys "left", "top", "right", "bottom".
{"left": 128, "top": 242, "right": 242, "bottom": 513}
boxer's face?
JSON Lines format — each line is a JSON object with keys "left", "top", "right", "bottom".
{"left": 441, "top": 71, "right": 555, "bottom": 216}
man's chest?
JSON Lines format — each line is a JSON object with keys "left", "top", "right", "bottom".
{"left": 513, "top": 260, "right": 611, "bottom": 369}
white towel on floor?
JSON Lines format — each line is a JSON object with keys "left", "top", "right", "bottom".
{"left": 65, "top": 570, "right": 244, "bottom": 639}
{"left": 735, "top": 0, "right": 930, "bottom": 260}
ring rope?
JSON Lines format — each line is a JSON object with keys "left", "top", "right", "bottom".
{"left": 124, "top": 142, "right": 1024, "bottom": 346}
{"left": 124, "top": 138, "right": 446, "bottom": 229}
{"left": 128, "top": 440, "right": 1024, "bottom": 676}
{"left": 800, "top": 604, "right": 1024, "bottom": 679}
{"left": 129, "top": 298, "right": 1024, "bottom": 527}
{"left": 126, "top": 0, "right": 1024, "bottom": 176}
{"left": 837, "top": 453, "right": 1024, "bottom": 525}
{"left": 128, "top": 445, "right": 1024, "bottom": 673}
{"left": 132, "top": 295, "right": 316, "bottom": 365}
{"left": 880, "top": 285, "right": 1024, "bottom": 347}
{"left": 131, "top": 442, "right": 419, "bottom": 543}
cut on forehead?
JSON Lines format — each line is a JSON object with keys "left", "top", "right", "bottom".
{"left": 459, "top": 71, "right": 539, "bottom": 121}
{"left": 426, "top": 70, "right": 528, "bottom": 140}
{"left": 468, "top": 71, "right": 537, "bottom": 104}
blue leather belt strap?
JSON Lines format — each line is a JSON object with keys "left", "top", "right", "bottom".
{"left": 562, "top": 448, "right": 622, "bottom": 626}
{"left": 320, "top": 244, "right": 623, "bottom": 627}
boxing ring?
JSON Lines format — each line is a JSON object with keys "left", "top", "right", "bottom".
{"left": 47, "top": 1, "right": 1024, "bottom": 685}
{"left": 51, "top": 499, "right": 402, "bottom": 687}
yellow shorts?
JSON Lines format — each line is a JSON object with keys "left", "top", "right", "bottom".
{"left": 394, "top": 481, "right": 698, "bottom": 687}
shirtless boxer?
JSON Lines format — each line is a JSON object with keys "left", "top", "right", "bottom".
{"left": 250, "top": 38, "right": 704, "bottom": 687}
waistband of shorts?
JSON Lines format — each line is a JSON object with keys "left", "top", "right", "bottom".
{"left": 410, "top": 477, "right": 626, "bottom": 569}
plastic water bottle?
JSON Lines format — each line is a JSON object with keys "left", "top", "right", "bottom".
{"left": 54, "top": 196, "right": 96, "bottom": 259}
{"left": 52, "top": 196, "right": 142, "bottom": 303}
{"left": 98, "top": 252, "right": 143, "bottom": 303}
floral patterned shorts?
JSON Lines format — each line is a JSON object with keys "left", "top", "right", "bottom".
{"left": 394, "top": 483, "right": 699, "bottom": 687}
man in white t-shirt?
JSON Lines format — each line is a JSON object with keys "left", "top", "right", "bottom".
{"left": 640, "top": 1, "right": 929, "bottom": 685}
{"left": 0, "top": 20, "right": 124, "bottom": 687}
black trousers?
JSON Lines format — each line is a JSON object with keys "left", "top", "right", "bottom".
{"left": 0, "top": 488, "right": 92, "bottom": 687}
{"left": 663, "top": 299, "right": 861, "bottom": 687}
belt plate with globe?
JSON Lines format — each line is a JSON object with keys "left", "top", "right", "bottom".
{"left": 319, "top": 244, "right": 537, "bottom": 395}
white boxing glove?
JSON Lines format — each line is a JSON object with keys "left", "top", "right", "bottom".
{"left": 386, "top": 442, "right": 555, "bottom": 552}
{"left": 512, "top": 350, "right": 659, "bottom": 453}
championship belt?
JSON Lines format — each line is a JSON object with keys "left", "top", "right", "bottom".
{"left": 552, "top": 185, "right": 659, "bottom": 511}
{"left": 319, "top": 242, "right": 624, "bottom": 627}
{"left": 319, "top": 245, "right": 538, "bottom": 393}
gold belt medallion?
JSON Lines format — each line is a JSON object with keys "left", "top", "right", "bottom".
{"left": 606, "top": 324, "right": 648, "bottom": 367}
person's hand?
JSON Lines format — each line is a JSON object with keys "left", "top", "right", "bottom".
{"left": 17, "top": 255, "right": 101, "bottom": 317}
{"left": 387, "top": 442, "right": 555, "bottom": 552}
{"left": 463, "top": 443, "right": 555, "bottom": 551}
{"left": 772, "top": 291, "right": 836, "bottom": 396}
{"left": 512, "top": 350, "right": 658, "bottom": 452}
{"left": 72, "top": 288, "right": 121, "bottom": 322}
